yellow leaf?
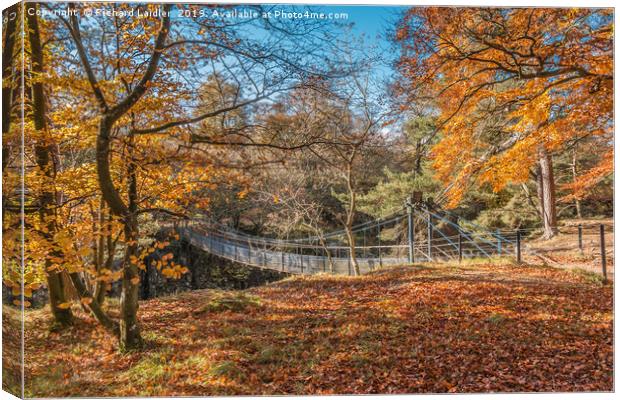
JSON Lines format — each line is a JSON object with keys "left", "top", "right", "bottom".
{"left": 13, "top": 300, "right": 31, "bottom": 307}
{"left": 57, "top": 302, "right": 72, "bottom": 309}
{"left": 81, "top": 297, "right": 93, "bottom": 305}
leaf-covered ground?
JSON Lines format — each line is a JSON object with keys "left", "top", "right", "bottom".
{"left": 523, "top": 219, "right": 614, "bottom": 278}
{"left": 6, "top": 262, "right": 614, "bottom": 396}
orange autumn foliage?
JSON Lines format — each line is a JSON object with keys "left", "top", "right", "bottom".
{"left": 561, "top": 149, "right": 613, "bottom": 201}
{"left": 395, "top": 8, "right": 613, "bottom": 207}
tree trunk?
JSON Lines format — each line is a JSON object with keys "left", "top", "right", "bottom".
{"left": 344, "top": 166, "right": 360, "bottom": 275}
{"left": 344, "top": 225, "right": 360, "bottom": 275}
{"left": 571, "top": 149, "right": 582, "bottom": 219}
{"left": 534, "top": 166, "right": 545, "bottom": 221}
{"left": 119, "top": 136, "right": 143, "bottom": 351}
{"left": 317, "top": 232, "right": 335, "bottom": 273}
{"left": 2, "top": 5, "right": 17, "bottom": 173}
{"left": 67, "top": 272, "right": 119, "bottom": 335}
{"left": 27, "top": 4, "right": 73, "bottom": 327}
{"left": 414, "top": 140, "right": 423, "bottom": 175}
{"left": 538, "top": 146, "right": 558, "bottom": 239}
{"left": 119, "top": 221, "right": 142, "bottom": 351}
{"left": 93, "top": 199, "right": 110, "bottom": 305}
{"left": 72, "top": 8, "right": 169, "bottom": 350}
{"left": 521, "top": 182, "right": 539, "bottom": 216}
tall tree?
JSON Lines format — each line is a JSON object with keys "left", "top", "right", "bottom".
{"left": 395, "top": 7, "right": 613, "bottom": 238}
{"left": 26, "top": 2, "right": 74, "bottom": 326}
{"left": 2, "top": 4, "right": 18, "bottom": 173}
{"left": 63, "top": 2, "right": 172, "bottom": 350}
{"left": 49, "top": 2, "right": 348, "bottom": 349}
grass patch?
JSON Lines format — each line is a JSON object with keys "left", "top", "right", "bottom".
{"left": 448, "top": 256, "right": 515, "bottom": 266}
{"left": 350, "top": 353, "right": 372, "bottom": 368}
{"left": 121, "top": 348, "right": 174, "bottom": 382}
{"left": 179, "top": 354, "right": 211, "bottom": 370}
{"left": 196, "top": 292, "right": 262, "bottom": 314}
{"left": 209, "top": 361, "right": 246, "bottom": 381}
{"left": 486, "top": 313, "right": 507, "bottom": 325}
{"left": 254, "top": 345, "right": 285, "bottom": 364}
{"left": 571, "top": 268, "right": 607, "bottom": 285}
{"left": 24, "top": 367, "right": 64, "bottom": 398}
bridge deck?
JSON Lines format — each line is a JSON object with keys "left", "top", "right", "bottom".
{"left": 177, "top": 209, "right": 516, "bottom": 276}
{"left": 179, "top": 227, "right": 409, "bottom": 275}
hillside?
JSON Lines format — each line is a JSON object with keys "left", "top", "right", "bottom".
{"left": 5, "top": 262, "right": 613, "bottom": 396}
{"left": 523, "top": 219, "right": 614, "bottom": 278}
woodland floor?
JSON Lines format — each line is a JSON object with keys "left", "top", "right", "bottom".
{"left": 523, "top": 218, "right": 614, "bottom": 279}
{"left": 3, "top": 262, "right": 614, "bottom": 396}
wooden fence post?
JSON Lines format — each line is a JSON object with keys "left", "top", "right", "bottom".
{"left": 578, "top": 224, "right": 583, "bottom": 254}
{"left": 600, "top": 224, "right": 607, "bottom": 284}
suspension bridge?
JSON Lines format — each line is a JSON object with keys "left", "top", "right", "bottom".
{"left": 176, "top": 198, "right": 524, "bottom": 276}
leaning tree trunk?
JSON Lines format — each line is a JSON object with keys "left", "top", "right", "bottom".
{"left": 27, "top": 4, "right": 73, "bottom": 327}
{"left": 66, "top": 271, "right": 119, "bottom": 334}
{"left": 73, "top": 7, "right": 171, "bottom": 350}
{"left": 538, "top": 146, "right": 558, "bottom": 239}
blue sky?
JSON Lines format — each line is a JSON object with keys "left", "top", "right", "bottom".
{"left": 344, "top": 6, "right": 405, "bottom": 81}
{"left": 346, "top": 5, "right": 403, "bottom": 44}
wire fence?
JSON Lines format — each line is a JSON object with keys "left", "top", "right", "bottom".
{"left": 176, "top": 210, "right": 613, "bottom": 281}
